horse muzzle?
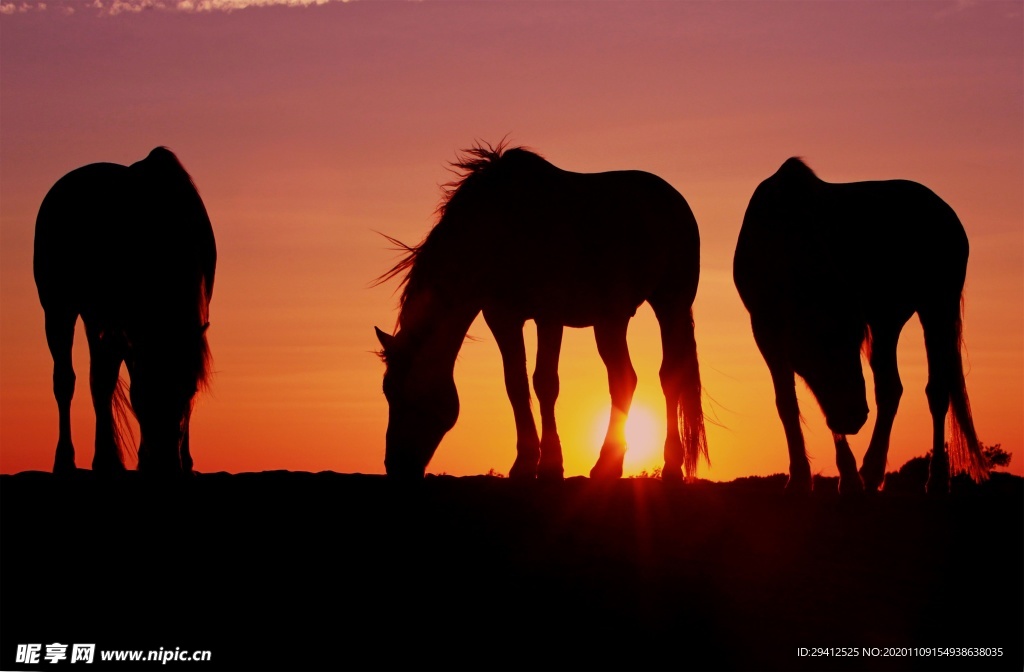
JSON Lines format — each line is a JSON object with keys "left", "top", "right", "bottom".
{"left": 826, "top": 407, "right": 869, "bottom": 436}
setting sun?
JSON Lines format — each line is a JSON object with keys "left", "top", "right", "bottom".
{"left": 591, "top": 404, "right": 663, "bottom": 475}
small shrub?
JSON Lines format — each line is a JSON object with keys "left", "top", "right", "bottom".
{"left": 883, "top": 442, "right": 1012, "bottom": 493}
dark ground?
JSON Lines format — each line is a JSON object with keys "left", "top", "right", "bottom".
{"left": 1, "top": 471, "right": 1021, "bottom": 672}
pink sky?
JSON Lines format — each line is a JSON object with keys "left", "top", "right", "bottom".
{"left": 1, "top": 0, "right": 1021, "bottom": 479}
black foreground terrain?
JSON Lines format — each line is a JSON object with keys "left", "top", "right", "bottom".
{"left": 2, "top": 471, "right": 1021, "bottom": 671}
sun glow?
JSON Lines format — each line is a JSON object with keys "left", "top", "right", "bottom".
{"left": 591, "top": 404, "right": 663, "bottom": 475}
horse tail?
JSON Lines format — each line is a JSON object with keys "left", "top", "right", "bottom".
{"left": 679, "top": 307, "right": 708, "bottom": 479}
{"left": 197, "top": 304, "right": 214, "bottom": 393}
{"left": 111, "top": 376, "right": 137, "bottom": 463}
{"left": 947, "top": 295, "right": 988, "bottom": 481}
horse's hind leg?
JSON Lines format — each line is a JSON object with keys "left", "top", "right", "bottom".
{"left": 85, "top": 324, "right": 127, "bottom": 473}
{"left": 922, "top": 320, "right": 953, "bottom": 494}
{"left": 650, "top": 296, "right": 707, "bottom": 482}
{"left": 860, "top": 322, "right": 905, "bottom": 491}
{"left": 44, "top": 308, "right": 77, "bottom": 473}
{"left": 534, "top": 321, "right": 564, "bottom": 480}
{"left": 651, "top": 302, "right": 686, "bottom": 481}
{"left": 484, "top": 310, "right": 540, "bottom": 479}
{"left": 920, "top": 301, "right": 981, "bottom": 495}
{"left": 590, "top": 316, "right": 637, "bottom": 479}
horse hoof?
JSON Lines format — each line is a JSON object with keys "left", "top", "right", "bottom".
{"left": 926, "top": 455, "right": 950, "bottom": 496}
{"left": 860, "top": 477, "right": 883, "bottom": 492}
{"left": 509, "top": 464, "right": 538, "bottom": 480}
{"left": 859, "top": 466, "right": 885, "bottom": 492}
{"left": 589, "top": 459, "right": 623, "bottom": 480}
{"left": 92, "top": 458, "right": 126, "bottom": 475}
{"left": 785, "top": 477, "right": 812, "bottom": 495}
{"left": 537, "top": 464, "right": 564, "bottom": 482}
{"left": 137, "top": 458, "right": 185, "bottom": 478}
{"left": 660, "top": 465, "right": 683, "bottom": 483}
{"left": 838, "top": 474, "right": 864, "bottom": 495}
{"left": 52, "top": 460, "right": 77, "bottom": 475}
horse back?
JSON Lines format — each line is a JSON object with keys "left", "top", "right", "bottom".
{"left": 735, "top": 170, "right": 968, "bottom": 320}
{"left": 479, "top": 167, "right": 698, "bottom": 324}
{"left": 34, "top": 163, "right": 136, "bottom": 311}
{"left": 34, "top": 155, "right": 216, "bottom": 319}
{"left": 830, "top": 179, "right": 968, "bottom": 304}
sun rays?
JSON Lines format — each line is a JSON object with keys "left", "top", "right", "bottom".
{"left": 590, "top": 403, "right": 663, "bottom": 476}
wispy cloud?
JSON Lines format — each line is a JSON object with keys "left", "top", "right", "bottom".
{"left": 933, "top": 0, "right": 977, "bottom": 19}
{"left": 0, "top": 0, "right": 346, "bottom": 15}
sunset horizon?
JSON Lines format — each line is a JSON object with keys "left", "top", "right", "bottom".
{"left": 2, "top": 4, "right": 1023, "bottom": 668}
{"left": 2, "top": 1, "right": 1021, "bottom": 483}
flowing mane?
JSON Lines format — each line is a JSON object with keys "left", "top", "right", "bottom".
{"left": 374, "top": 140, "right": 546, "bottom": 313}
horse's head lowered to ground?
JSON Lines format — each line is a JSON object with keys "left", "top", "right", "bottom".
{"left": 34, "top": 146, "right": 216, "bottom": 475}
{"left": 375, "top": 324, "right": 460, "bottom": 479}
{"left": 734, "top": 156, "right": 987, "bottom": 494}
{"left": 374, "top": 141, "right": 706, "bottom": 481}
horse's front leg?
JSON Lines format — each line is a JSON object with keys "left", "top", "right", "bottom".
{"left": 860, "top": 323, "right": 903, "bottom": 491}
{"left": 831, "top": 433, "right": 863, "bottom": 494}
{"left": 86, "top": 325, "right": 128, "bottom": 474}
{"left": 590, "top": 317, "right": 637, "bottom": 480}
{"left": 766, "top": 360, "right": 812, "bottom": 494}
{"left": 533, "top": 321, "right": 563, "bottom": 480}
{"left": 483, "top": 310, "right": 540, "bottom": 479}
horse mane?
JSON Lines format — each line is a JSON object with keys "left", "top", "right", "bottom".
{"left": 104, "top": 149, "right": 216, "bottom": 465}
{"left": 437, "top": 140, "right": 544, "bottom": 219}
{"left": 195, "top": 276, "right": 214, "bottom": 392}
{"left": 373, "top": 140, "right": 546, "bottom": 319}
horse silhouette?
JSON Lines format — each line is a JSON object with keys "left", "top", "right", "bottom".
{"left": 375, "top": 142, "right": 706, "bottom": 481}
{"left": 34, "top": 147, "right": 216, "bottom": 475}
{"left": 733, "top": 157, "right": 988, "bottom": 494}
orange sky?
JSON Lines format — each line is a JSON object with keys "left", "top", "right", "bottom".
{"left": 1, "top": 0, "right": 1021, "bottom": 480}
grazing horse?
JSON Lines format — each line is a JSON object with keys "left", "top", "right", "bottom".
{"left": 375, "top": 142, "right": 707, "bottom": 481}
{"left": 34, "top": 147, "right": 216, "bottom": 475}
{"left": 733, "top": 157, "right": 988, "bottom": 494}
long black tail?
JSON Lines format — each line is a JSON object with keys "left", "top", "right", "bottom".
{"left": 111, "top": 376, "right": 137, "bottom": 463}
{"left": 679, "top": 308, "right": 708, "bottom": 479}
{"left": 948, "top": 298, "right": 988, "bottom": 481}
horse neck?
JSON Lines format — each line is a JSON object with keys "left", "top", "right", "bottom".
{"left": 398, "top": 286, "right": 479, "bottom": 374}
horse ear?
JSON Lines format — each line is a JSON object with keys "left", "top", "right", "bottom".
{"left": 375, "top": 326, "right": 395, "bottom": 351}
